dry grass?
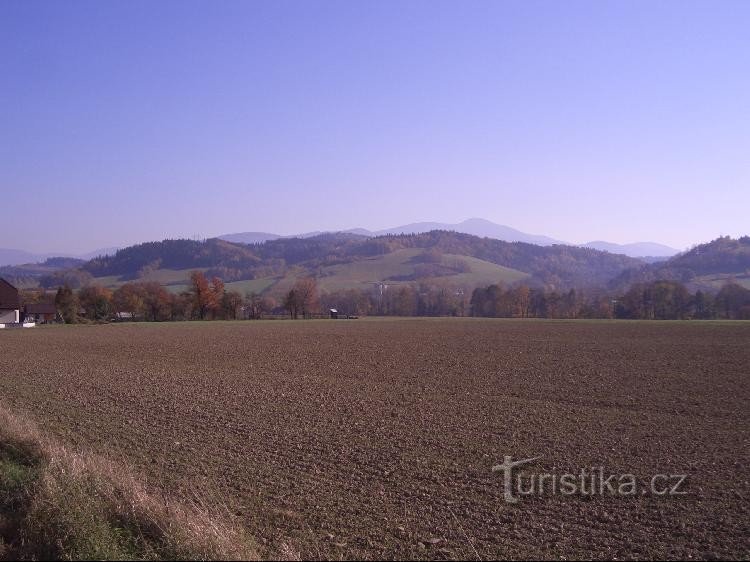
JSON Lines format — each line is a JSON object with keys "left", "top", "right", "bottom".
{"left": 0, "top": 405, "right": 259, "bottom": 561}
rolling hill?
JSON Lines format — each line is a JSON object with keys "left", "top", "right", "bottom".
{"left": 40, "top": 231, "right": 640, "bottom": 293}
{"left": 6, "top": 232, "right": 744, "bottom": 296}
{"left": 306, "top": 248, "right": 529, "bottom": 293}
{"left": 611, "top": 236, "right": 750, "bottom": 291}
{"left": 2, "top": 219, "right": 678, "bottom": 268}
{"left": 0, "top": 257, "right": 86, "bottom": 289}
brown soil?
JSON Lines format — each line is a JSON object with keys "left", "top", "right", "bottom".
{"left": 1, "top": 319, "right": 748, "bottom": 560}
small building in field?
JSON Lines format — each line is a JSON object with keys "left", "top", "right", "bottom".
{"left": 329, "top": 308, "right": 338, "bottom": 319}
{"left": 113, "top": 311, "right": 135, "bottom": 321}
{"left": 0, "top": 278, "right": 20, "bottom": 324}
{"left": 24, "top": 302, "right": 59, "bottom": 324}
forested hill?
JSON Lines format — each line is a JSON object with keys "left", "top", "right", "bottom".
{"left": 611, "top": 236, "right": 750, "bottom": 290}
{"left": 360, "top": 231, "right": 642, "bottom": 288}
{"left": 11, "top": 233, "right": 748, "bottom": 294}
{"left": 83, "top": 238, "right": 260, "bottom": 276}
{"left": 74, "top": 231, "right": 642, "bottom": 290}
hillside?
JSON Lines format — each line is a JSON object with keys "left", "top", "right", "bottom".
{"left": 1, "top": 231, "right": 647, "bottom": 293}
{"left": 257, "top": 248, "right": 531, "bottom": 297}
{"left": 5, "top": 233, "right": 747, "bottom": 299}
{"left": 317, "top": 249, "right": 529, "bottom": 290}
{"left": 0, "top": 257, "right": 86, "bottom": 289}
{"left": 13, "top": 231, "right": 637, "bottom": 294}
{"left": 611, "top": 236, "right": 750, "bottom": 291}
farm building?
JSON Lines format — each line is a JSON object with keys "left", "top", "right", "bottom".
{"left": 114, "top": 311, "right": 136, "bottom": 321}
{"left": 24, "top": 302, "right": 59, "bottom": 324}
{"left": 330, "top": 308, "right": 338, "bottom": 319}
{"left": 0, "top": 278, "right": 21, "bottom": 324}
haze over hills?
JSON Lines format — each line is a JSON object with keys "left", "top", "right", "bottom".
{"left": 0, "top": 249, "right": 44, "bottom": 268}
{"left": 217, "top": 218, "right": 680, "bottom": 258}
{"left": 217, "top": 218, "right": 566, "bottom": 246}
{"left": 216, "top": 232, "right": 282, "bottom": 245}
{"left": 0, "top": 219, "right": 683, "bottom": 267}
{"left": 0, "top": 247, "right": 120, "bottom": 267}
{"left": 581, "top": 241, "right": 679, "bottom": 259}
{"left": 370, "top": 218, "right": 565, "bottom": 245}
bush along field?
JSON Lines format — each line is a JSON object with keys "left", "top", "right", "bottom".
{"left": 0, "top": 406, "right": 260, "bottom": 561}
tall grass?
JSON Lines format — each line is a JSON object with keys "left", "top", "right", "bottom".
{"left": 0, "top": 406, "right": 258, "bottom": 561}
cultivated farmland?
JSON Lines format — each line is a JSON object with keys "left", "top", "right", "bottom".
{"left": 1, "top": 319, "right": 748, "bottom": 560}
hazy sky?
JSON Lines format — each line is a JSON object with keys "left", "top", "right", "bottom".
{"left": 2, "top": 0, "right": 748, "bottom": 253}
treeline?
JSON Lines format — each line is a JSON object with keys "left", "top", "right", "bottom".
{"left": 470, "top": 280, "right": 750, "bottom": 320}
{"left": 23, "top": 274, "right": 750, "bottom": 324}
{"left": 321, "top": 282, "right": 470, "bottom": 317}
{"left": 28, "top": 275, "right": 472, "bottom": 322}
{"left": 615, "top": 280, "right": 750, "bottom": 320}
{"left": 36, "top": 273, "right": 347, "bottom": 323}
{"left": 36, "top": 272, "right": 276, "bottom": 323}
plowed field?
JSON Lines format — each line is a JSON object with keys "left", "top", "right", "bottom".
{"left": 1, "top": 319, "right": 748, "bottom": 560}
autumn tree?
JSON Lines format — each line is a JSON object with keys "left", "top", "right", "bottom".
{"left": 113, "top": 283, "right": 146, "bottom": 319}
{"left": 172, "top": 291, "right": 194, "bottom": 321}
{"left": 190, "top": 271, "right": 213, "bottom": 320}
{"left": 715, "top": 282, "right": 750, "bottom": 319}
{"left": 391, "top": 286, "right": 417, "bottom": 316}
{"left": 692, "top": 290, "right": 714, "bottom": 319}
{"left": 78, "top": 284, "right": 113, "bottom": 321}
{"left": 55, "top": 285, "right": 79, "bottom": 324}
{"left": 283, "top": 289, "right": 299, "bottom": 319}
{"left": 615, "top": 281, "right": 691, "bottom": 319}
{"left": 40, "top": 269, "right": 94, "bottom": 290}
{"left": 141, "top": 282, "right": 173, "bottom": 321}
{"left": 244, "top": 291, "right": 272, "bottom": 319}
{"left": 291, "top": 277, "right": 319, "bottom": 318}
{"left": 320, "top": 288, "right": 371, "bottom": 317}
{"left": 210, "top": 277, "right": 225, "bottom": 319}
{"left": 511, "top": 285, "right": 531, "bottom": 318}
{"left": 652, "top": 281, "right": 690, "bottom": 319}
{"left": 561, "top": 288, "right": 581, "bottom": 319}
{"left": 221, "top": 290, "right": 243, "bottom": 320}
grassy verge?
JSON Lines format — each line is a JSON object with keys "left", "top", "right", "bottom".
{"left": 0, "top": 406, "right": 259, "bottom": 561}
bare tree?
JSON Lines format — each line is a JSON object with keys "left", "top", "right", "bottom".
{"left": 292, "top": 277, "right": 319, "bottom": 318}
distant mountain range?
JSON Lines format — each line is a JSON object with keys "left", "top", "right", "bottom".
{"left": 0, "top": 247, "right": 119, "bottom": 267}
{"left": 581, "top": 241, "right": 679, "bottom": 259}
{"left": 218, "top": 218, "right": 680, "bottom": 258}
{"left": 0, "top": 220, "right": 682, "bottom": 267}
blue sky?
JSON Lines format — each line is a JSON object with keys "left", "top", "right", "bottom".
{"left": 1, "top": 0, "right": 748, "bottom": 253}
